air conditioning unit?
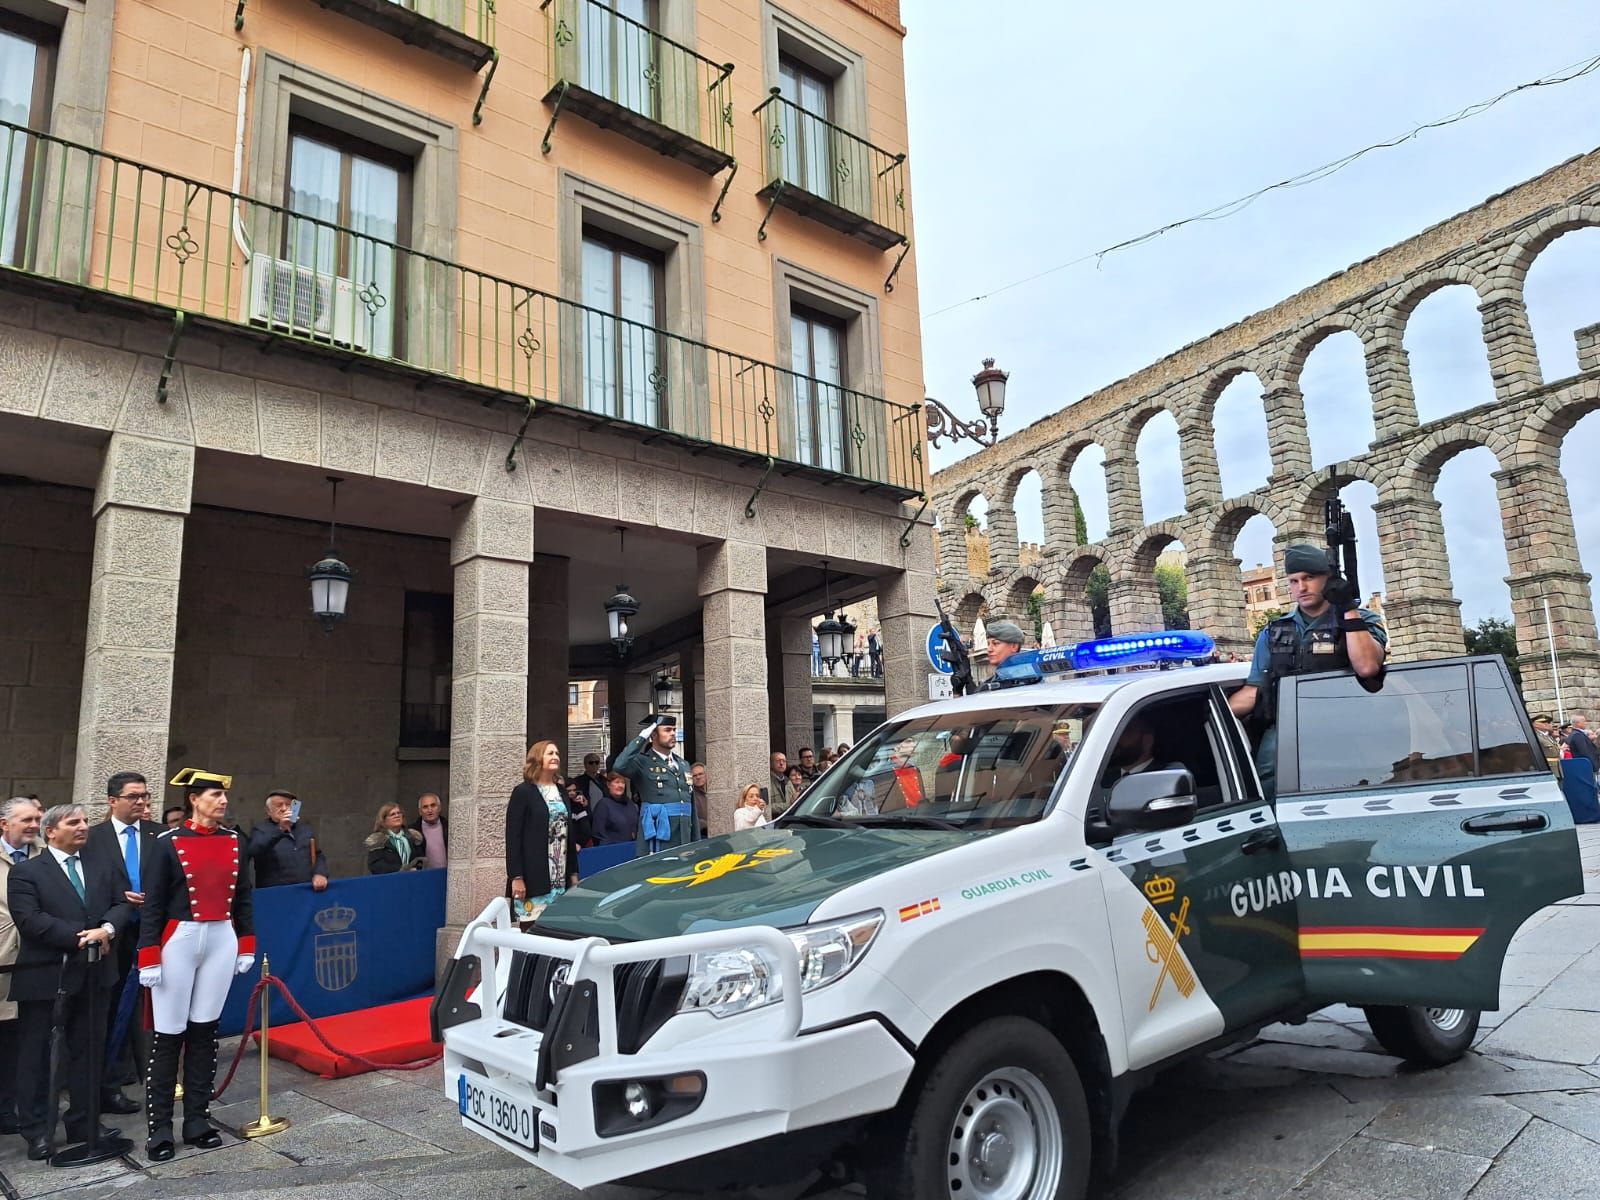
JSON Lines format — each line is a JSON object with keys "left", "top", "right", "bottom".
{"left": 245, "top": 253, "right": 367, "bottom": 351}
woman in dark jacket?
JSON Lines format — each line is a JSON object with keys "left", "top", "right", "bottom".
{"left": 365, "top": 802, "right": 425, "bottom": 874}
{"left": 506, "top": 740, "right": 580, "bottom": 923}
{"left": 590, "top": 770, "right": 640, "bottom": 845}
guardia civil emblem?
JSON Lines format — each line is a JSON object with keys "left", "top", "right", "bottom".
{"left": 313, "top": 904, "right": 358, "bottom": 992}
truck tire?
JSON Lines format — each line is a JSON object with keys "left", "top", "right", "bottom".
{"left": 870, "top": 1015, "right": 1090, "bottom": 1200}
{"left": 1362, "top": 1005, "right": 1480, "bottom": 1066}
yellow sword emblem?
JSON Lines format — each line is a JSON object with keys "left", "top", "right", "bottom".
{"left": 646, "top": 848, "right": 793, "bottom": 887}
{"left": 1143, "top": 895, "right": 1195, "bottom": 1011}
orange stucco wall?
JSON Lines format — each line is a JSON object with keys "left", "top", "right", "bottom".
{"left": 100, "top": 0, "right": 924, "bottom": 415}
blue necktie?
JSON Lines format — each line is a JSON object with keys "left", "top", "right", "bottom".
{"left": 65, "top": 855, "right": 86, "bottom": 903}
{"left": 122, "top": 825, "right": 140, "bottom": 892}
{"left": 9, "top": 849, "right": 23, "bottom": 864}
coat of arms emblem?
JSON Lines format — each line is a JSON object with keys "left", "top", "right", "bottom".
{"left": 313, "top": 904, "right": 358, "bottom": 992}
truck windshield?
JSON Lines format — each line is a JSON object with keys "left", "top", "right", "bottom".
{"left": 786, "top": 702, "right": 1099, "bottom": 832}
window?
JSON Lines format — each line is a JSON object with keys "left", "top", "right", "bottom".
{"left": 568, "top": 683, "right": 580, "bottom": 707}
{"left": 285, "top": 122, "right": 412, "bottom": 359}
{"left": 400, "top": 592, "right": 452, "bottom": 748}
{"left": 776, "top": 54, "right": 832, "bottom": 200}
{"left": 581, "top": 0, "right": 657, "bottom": 119}
{"left": 1092, "top": 691, "right": 1239, "bottom": 830}
{"left": 790, "top": 305, "right": 847, "bottom": 471}
{"left": 581, "top": 228, "right": 665, "bottom": 425}
{"left": 1474, "top": 661, "right": 1542, "bottom": 776}
{"left": 0, "top": 14, "right": 54, "bottom": 267}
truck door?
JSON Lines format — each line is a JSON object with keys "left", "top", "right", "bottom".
{"left": 1093, "top": 686, "right": 1302, "bottom": 1071}
{"left": 1277, "top": 656, "right": 1581, "bottom": 1011}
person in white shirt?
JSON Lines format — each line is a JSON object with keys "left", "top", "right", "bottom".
{"left": 732, "top": 784, "right": 770, "bottom": 832}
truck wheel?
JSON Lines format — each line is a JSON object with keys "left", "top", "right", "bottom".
{"left": 1362, "top": 1005, "right": 1480, "bottom": 1066}
{"left": 871, "top": 1015, "right": 1090, "bottom": 1200}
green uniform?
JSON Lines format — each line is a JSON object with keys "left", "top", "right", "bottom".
{"left": 614, "top": 734, "right": 699, "bottom": 853}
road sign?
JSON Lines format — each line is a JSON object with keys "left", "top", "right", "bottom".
{"left": 927, "top": 672, "right": 953, "bottom": 701}
{"left": 926, "top": 622, "right": 954, "bottom": 674}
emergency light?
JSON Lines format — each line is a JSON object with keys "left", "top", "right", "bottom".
{"left": 993, "top": 630, "right": 1216, "bottom": 685}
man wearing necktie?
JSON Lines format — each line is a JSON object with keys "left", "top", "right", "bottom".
{"left": 0, "top": 797, "right": 44, "bottom": 1136}
{"left": 8, "top": 804, "right": 134, "bottom": 1160}
{"left": 86, "top": 772, "right": 163, "bottom": 1115}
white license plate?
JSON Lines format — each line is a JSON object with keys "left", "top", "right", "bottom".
{"left": 458, "top": 1072, "right": 540, "bottom": 1151}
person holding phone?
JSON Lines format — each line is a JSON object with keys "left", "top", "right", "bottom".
{"left": 245, "top": 789, "right": 329, "bottom": 890}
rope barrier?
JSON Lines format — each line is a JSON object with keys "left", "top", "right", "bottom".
{"left": 214, "top": 974, "right": 441, "bottom": 1100}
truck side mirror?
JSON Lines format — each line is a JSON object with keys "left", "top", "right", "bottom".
{"left": 1108, "top": 769, "right": 1198, "bottom": 832}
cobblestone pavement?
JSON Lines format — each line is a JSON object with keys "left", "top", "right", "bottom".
{"left": 7, "top": 827, "right": 1600, "bottom": 1200}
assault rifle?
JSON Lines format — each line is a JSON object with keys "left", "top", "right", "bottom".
{"left": 1325, "top": 496, "right": 1360, "bottom": 601}
{"left": 933, "top": 596, "right": 976, "bottom": 697}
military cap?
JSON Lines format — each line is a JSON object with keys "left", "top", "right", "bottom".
{"left": 170, "top": 767, "right": 232, "bottom": 791}
{"left": 638, "top": 713, "right": 677, "bottom": 729}
{"left": 987, "top": 620, "right": 1028, "bottom": 646}
{"left": 1283, "top": 543, "right": 1331, "bottom": 576}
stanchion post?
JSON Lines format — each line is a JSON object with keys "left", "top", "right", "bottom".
{"left": 240, "top": 955, "right": 289, "bottom": 1138}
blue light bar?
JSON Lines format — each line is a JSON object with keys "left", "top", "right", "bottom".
{"left": 993, "top": 630, "right": 1216, "bottom": 684}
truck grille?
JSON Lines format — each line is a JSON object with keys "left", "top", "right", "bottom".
{"left": 504, "top": 950, "right": 688, "bottom": 1054}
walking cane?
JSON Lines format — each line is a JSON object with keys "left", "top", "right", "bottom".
{"left": 241, "top": 955, "right": 289, "bottom": 1138}
{"left": 50, "top": 942, "right": 132, "bottom": 1167}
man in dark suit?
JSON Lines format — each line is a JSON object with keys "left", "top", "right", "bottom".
{"left": 85, "top": 771, "right": 163, "bottom": 1115}
{"left": 0, "top": 796, "right": 44, "bottom": 1135}
{"left": 1567, "top": 715, "right": 1600, "bottom": 773}
{"left": 9, "top": 803, "right": 135, "bottom": 1160}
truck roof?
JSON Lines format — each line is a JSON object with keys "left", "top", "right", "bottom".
{"left": 896, "top": 660, "right": 1251, "bottom": 723}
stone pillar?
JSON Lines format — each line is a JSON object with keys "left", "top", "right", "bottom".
{"left": 678, "top": 647, "right": 699, "bottom": 765}
{"left": 72, "top": 434, "right": 193, "bottom": 808}
{"left": 1495, "top": 461, "right": 1600, "bottom": 711}
{"left": 698, "top": 541, "right": 769, "bottom": 835}
{"left": 1186, "top": 550, "right": 1250, "bottom": 656}
{"left": 1479, "top": 296, "right": 1543, "bottom": 403}
{"left": 527, "top": 553, "right": 569, "bottom": 753}
{"left": 623, "top": 669, "right": 653, "bottom": 736}
{"left": 778, "top": 616, "right": 814, "bottom": 761}
{"left": 1102, "top": 454, "right": 1143, "bottom": 536}
{"left": 1042, "top": 591, "right": 1094, "bottom": 647}
{"left": 986, "top": 500, "right": 1020, "bottom": 576}
{"left": 1576, "top": 322, "right": 1600, "bottom": 374}
{"left": 936, "top": 508, "right": 968, "bottom": 585}
{"left": 1039, "top": 472, "right": 1079, "bottom": 553}
{"left": 444, "top": 498, "right": 533, "bottom": 949}
{"left": 1371, "top": 495, "right": 1462, "bottom": 661}
{"left": 1177, "top": 422, "right": 1222, "bottom": 510}
{"left": 1108, "top": 577, "right": 1163, "bottom": 635}
{"left": 1261, "top": 385, "right": 1314, "bottom": 479}
{"left": 1364, "top": 335, "right": 1420, "bottom": 443}
{"left": 820, "top": 707, "right": 839, "bottom": 750}
{"left": 877, "top": 568, "right": 938, "bottom": 718}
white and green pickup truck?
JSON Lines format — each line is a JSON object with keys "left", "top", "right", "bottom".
{"left": 432, "top": 635, "right": 1581, "bottom": 1200}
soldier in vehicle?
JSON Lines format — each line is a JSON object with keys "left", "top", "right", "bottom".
{"left": 976, "top": 619, "right": 1029, "bottom": 690}
{"left": 1227, "top": 542, "right": 1387, "bottom": 799}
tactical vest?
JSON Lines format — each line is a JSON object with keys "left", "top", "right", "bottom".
{"left": 1254, "top": 613, "right": 1351, "bottom": 729}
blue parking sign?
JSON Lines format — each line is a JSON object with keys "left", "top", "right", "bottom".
{"left": 927, "top": 622, "right": 955, "bottom": 674}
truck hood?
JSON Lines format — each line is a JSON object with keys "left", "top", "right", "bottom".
{"left": 536, "top": 825, "right": 972, "bottom": 940}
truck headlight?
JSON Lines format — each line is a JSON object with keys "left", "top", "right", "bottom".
{"left": 678, "top": 912, "right": 884, "bottom": 1019}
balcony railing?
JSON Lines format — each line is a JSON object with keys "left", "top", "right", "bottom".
{"left": 754, "top": 90, "right": 908, "bottom": 252}
{"left": 540, "top": 0, "right": 735, "bottom": 178}
{"left": 307, "top": 0, "right": 496, "bottom": 70}
{"left": 0, "top": 120, "right": 925, "bottom": 499}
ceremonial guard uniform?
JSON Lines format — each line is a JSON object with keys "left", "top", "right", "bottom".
{"left": 614, "top": 716, "right": 699, "bottom": 853}
{"left": 137, "top": 769, "right": 255, "bottom": 1161}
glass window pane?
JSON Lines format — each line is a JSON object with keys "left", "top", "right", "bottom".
{"left": 287, "top": 135, "right": 341, "bottom": 275}
{"left": 1294, "top": 665, "right": 1474, "bottom": 791}
{"left": 348, "top": 156, "right": 400, "bottom": 358}
{"left": 1473, "top": 662, "right": 1542, "bottom": 775}
{"left": 581, "top": 238, "right": 617, "bottom": 416}
{"left": 617, "top": 251, "right": 657, "bottom": 425}
{"left": 0, "top": 29, "right": 41, "bottom": 268}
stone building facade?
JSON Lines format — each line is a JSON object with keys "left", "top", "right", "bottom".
{"left": 0, "top": 0, "right": 935, "bottom": 947}
{"left": 932, "top": 149, "right": 1600, "bottom": 712}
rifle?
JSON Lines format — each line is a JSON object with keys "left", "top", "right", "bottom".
{"left": 1325, "top": 497, "right": 1360, "bottom": 600}
{"left": 933, "top": 596, "right": 976, "bottom": 697}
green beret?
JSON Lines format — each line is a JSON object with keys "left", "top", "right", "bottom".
{"left": 1283, "top": 543, "right": 1331, "bottom": 576}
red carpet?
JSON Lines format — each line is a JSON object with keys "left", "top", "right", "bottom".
{"left": 255, "top": 995, "right": 440, "bottom": 1079}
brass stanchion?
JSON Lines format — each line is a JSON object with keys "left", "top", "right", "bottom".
{"left": 240, "top": 956, "right": 290, "bottom": 1138}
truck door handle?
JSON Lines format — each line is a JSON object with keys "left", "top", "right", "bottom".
{"left": 1462, "top": 811, "right": 1548, "bottom": 835}
{"left": 1241, "top": 829, "right": 1282, "bottom": 855}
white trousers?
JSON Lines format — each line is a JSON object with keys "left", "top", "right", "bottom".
{"left": 150, "top": 921, "right": 237, "bottom": 1035}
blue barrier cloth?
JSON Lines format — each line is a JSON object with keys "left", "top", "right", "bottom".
{"left": 1562, "top": 756, "right": 1600, "bottom": 824}
{"left": 219, "top": 870, "right": 445, "bottom": 1037}
{"left": 578, "top": 842, "right": 637, "bottom": 879}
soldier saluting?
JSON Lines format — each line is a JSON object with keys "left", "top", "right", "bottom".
{"left": 1228, "top": 539, "right": 1386, "bottom": 799}
{"left": 613, "top": 714, "right": 700, "bottom": 853}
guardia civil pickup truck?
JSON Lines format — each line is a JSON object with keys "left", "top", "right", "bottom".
{"left": 432, "top": 632, "right": 1582, "bottom": 1200}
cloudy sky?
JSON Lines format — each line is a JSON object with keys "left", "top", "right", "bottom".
{"left": 907, "top": 1, "right": 1600, "bottom": 627}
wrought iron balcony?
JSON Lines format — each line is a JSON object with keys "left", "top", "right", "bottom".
{"left": 0, "top": 120, "right": 925, "bottom": 501}
{"left": 540, "top": 0, "right": 735, "bottom": 181}
{"left": 754, "top": 89, "right": 908, "bottom": 253}
{"left": 298, "top": 0, "right": 496, "bottom": 71}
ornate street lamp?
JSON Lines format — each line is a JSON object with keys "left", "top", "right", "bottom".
{"left": 816, "top": 559, "right": 856, "bottom": 672}
{"left": 307, "top": 475, "right": 353, "bottom": 634}
{"left": 653, "top": 671, "right": 681, "bottom": 711}
{"left": 925, "top": 357, "right": 1009, "bottom": 449}
{"left": 604, "top": 525, "right": 639, "bottom": 659}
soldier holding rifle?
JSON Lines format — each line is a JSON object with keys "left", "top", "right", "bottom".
{"left": 1228, "top": 500, "right": 1387, "bottom": 799}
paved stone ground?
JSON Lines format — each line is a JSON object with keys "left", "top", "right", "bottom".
{"left": 8, "top": 827, "right": 1600, "bottom": 1200}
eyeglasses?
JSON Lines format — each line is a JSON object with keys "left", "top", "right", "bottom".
{"left": 117, "top": 792, "right": 149, "bottom": 802}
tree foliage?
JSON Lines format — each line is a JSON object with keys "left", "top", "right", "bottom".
{"left": 1156, "top": 563, "right": 1189, "bottom": 630}
{"left": 1464, "top": 616, "right": 1522, "bottom": 691}
{"left": 1250, "top": 607, "right": 1288, "bottom": 637}
{"left": 1086, "top": 565, "right": 1111, "bottom": 637}
{"left": 1026, "top": 589, "right": 1044, "bottom": 641}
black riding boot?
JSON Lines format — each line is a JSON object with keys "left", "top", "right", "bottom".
{"left": 144, "top": 1031, "right": 183, "bottom": 1161}
{"left": 181, "top": 1020, "right": 223, "bottom": 1148}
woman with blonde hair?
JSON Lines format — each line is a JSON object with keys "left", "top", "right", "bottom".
{"left": 506, "top": 740, "right": 579, "bottom": 924}
{"left": 732, "top": 783, "right": 770, "bottom": 831}
{"left": 365, "top": 802, "right": 424, "bottom": 874}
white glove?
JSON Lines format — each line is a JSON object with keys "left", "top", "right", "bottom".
{"left": 139, "top": 966, "right": 161, "bottom": 987}
{"left": 234, "top": 954, "right": 256, "bottom": 976}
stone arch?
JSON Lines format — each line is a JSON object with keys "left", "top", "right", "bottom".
{"left": 1129, "top": 406, "right": 1185, "bottom": 525}
{"left": 1057, "top": 550, "right": 1108, "bottom": 642}
{"left": 1386, "top": 263, "right": 1493, "bottom": 328}
{"left": 1207, "top": 371, "right": 1273, "bottom": 501}
{"left": 1285, "top": 458, "right": 1389, "bottom": 534}
{"left": 952, "top": 589, "right": 987, "bottom": 633}
{"left": 1395, "top": 421, "right": 1513, "bottom": 495}
{"left": 1273, "top": 313, "right": 1373, "bottom": 393}
{"left": 1492, "top": 203, "right": 1600, "bottom": 299}
{"left": 1060, "top": 437, "right": 1110, "bottom": 544}
{"left": 1516, "top": 224, "right": 1600, "bottom": 382}
{"left": 1399, "top": 280, "right": 1501, "bottom": 425}
{"left": 1202, "top": 494, "right": 1288, "bottom": 556}
{"left": 1517, "top": 377, "right": 1600, "bottom": 462}
{"left": 1191, "top": 359, "right": 1274, "bottom": 424}
{"left": 1000, "top": 572, "right": 1043, "bottom": 625}
{"left": 1119, "top": 519, "right": 1189, "bottom": 578}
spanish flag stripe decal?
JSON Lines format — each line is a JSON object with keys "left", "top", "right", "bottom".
{"left": 1299, "top": 926, "right": 1484, "bottom": 960}
{"left": 898, "top": 898, "right": 941, "bottom": 922}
